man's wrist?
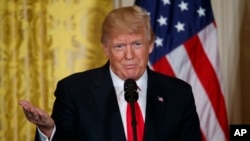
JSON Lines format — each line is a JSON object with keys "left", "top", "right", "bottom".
{"left": 38, "top": 125, "right": 54, "bottom": 138}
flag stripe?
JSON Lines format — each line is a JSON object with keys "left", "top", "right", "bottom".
{"left": 184, "top": 32, "right": 229, "bottom": 141}
{"left": 152, "top": 56, "right": 175, "bottom": 77}
{"left": 165, "top": 43, "right": 226, "bottom": 141}
{"left": 201, "top": 131, "right": 207, "bottom": 141}
{"left": 198, "top": 23, "right": 225, "bottom": 95}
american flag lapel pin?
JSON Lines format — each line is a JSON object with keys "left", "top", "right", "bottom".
{"left": 157, "top": 96, "right": 164, "bottom": 102}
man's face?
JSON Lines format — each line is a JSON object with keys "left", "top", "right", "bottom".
{"left": 103, "top": 29, "right": 154, "bottom": 80}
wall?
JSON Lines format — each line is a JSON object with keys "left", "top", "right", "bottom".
{"left": 240, "top": 1, "right": 250, "bottom": 124}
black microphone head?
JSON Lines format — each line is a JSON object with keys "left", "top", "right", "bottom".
{"left": 124, "top": 79, "right": 138, "bottom": 103}
{"left": 124, "top": 79, "right": 137, "bottom": 91}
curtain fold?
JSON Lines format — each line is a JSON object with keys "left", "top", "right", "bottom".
{"left": 211, "top": 0, "right": 245, "bottom": 124}
{"left": 0, "top": 0, "right": 113, "bottom": 140}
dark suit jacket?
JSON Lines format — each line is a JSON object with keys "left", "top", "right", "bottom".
{"left": 35, "top": 62, "right": 201, "bottom": 141}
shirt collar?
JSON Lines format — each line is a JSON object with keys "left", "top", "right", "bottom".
{"left": 109, "top": 67, "right": 148, "bottom": 97}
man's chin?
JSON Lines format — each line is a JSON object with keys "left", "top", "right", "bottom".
{"left": 124, "top": 73, "right": 139, "bottom": 80}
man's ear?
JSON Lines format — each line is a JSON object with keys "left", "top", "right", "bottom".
{"left": 149, "top": 41, "right": 154, "bottom": 53}
{"left": 102, "top": 43, "right": 109, "bottom": 57}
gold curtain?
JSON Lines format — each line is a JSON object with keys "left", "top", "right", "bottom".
{"left": 0, "top": 0, "right": 113, "bottom": 140}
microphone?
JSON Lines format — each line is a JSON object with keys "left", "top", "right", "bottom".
{"left": 124, "top": 79, "right": 138, "bottom": 141}
{"left": 124, "top": 79, "right": 138, "bottom": 103}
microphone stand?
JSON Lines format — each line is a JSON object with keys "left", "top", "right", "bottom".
{"left": 129, "top": 95, "right": 138, "bottom": 141}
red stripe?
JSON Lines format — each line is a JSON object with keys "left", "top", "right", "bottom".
{"left": 152, "top": 56, "right": 175, "bottom": 77}
{"left": 184, "top": 35, "right": 229, "bottom": 141}
{"left": 201, "top": 129, "right": 207, "bottom": 141}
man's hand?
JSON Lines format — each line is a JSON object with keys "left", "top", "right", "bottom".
{"left": 19, "top": 100, "right": 55, "bottom": 138}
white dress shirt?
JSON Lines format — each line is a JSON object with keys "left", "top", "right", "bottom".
{"left": 38, "top": 67, "right": 148, "bottom": 141}
{"left": 110, "top": 67, "right": 148, "bottom": 139}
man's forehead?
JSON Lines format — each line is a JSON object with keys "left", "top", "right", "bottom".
{"left": 110, "top": 33, "right": 145, "bottom": 43}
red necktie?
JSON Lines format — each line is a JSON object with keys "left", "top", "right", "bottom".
{"left": 126, "top": 102, "right": 144, "bottom": 141}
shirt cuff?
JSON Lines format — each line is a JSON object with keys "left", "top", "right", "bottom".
{"left": 37, "top": 125, "right": 56, "bottom": 141}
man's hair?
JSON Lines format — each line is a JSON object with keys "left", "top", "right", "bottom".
{"left": 101, "top": 5, "right": 155, "bottom": 44}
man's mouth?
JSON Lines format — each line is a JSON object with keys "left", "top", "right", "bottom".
{"left": 124, "top": 64, "right": 136, "bottom": 69}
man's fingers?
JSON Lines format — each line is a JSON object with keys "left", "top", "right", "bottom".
{"left": 19, "top": 100, "right": 55, "bottom": 128}
{"left": 19, "top": 100, "right": 30, "bottom": 107}
{"left": 30, "top": 108, "right": 39, "bottom": 120}
{"left": 19, "top": 100, "right": 34, "bottom": 111}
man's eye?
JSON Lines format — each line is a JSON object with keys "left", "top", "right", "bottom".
{"left": 114, "top": 45, "right": 124, "bottom": 50}
{"left": 133, "top": 42, "right": 142, "bottom": 48}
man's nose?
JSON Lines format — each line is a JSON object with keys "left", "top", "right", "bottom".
{"left": 125, "top": 46, "right": 134, "bottom": 60}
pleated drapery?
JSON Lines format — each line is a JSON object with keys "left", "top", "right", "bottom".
{"left": 0, "top": 0, "right": 112, "bottom": 140}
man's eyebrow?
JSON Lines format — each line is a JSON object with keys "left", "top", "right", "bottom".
{"left": 132, "top": 39, "right": 143, "bottom": 43}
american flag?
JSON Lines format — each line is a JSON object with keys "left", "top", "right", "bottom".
{"left": 135, "top": 0, "right": 229, "bottom": 141}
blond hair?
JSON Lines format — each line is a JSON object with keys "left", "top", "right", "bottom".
{"left": 101, "top": 5, "right": 155, "bottom": 44}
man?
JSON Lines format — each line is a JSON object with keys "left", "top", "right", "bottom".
{"left": 20, "top": 5, "right": 201, "bottom": 141}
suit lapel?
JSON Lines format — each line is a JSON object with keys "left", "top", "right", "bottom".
{"left": 92, "top": 63, "right": 126, "bottom": 141}
{"left": 144, "top": 69, "right": 165, "bottom": 141}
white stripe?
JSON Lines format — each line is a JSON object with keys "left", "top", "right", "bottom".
{"left": 165, "top": 45, "right": 227, "bottom": 141}
{"left": 198, "top": 23, "right": 225, "bottom": 96}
